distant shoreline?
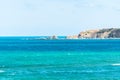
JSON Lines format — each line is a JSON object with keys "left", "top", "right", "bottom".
{"left": 0, "top": 28, "right": 120, "bottom": 40}
{"left": 0, "top": 36, "right": 120, "bottom": 40}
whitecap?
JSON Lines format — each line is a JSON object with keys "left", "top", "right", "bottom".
{"left": 52, "top": 70, "right": 109, "bottom": 73}
{"left": 0, "top": 70, "right": 5, "bottom": 73}
{"left": 111, "top": 63, "right": 120, "bottom": 66}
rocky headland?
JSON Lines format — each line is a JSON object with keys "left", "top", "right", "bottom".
{"left": 67, "top": 28, "right": 120, "bottom": 39}
{"left": 35, "top": 28, "right": 120, "bottom": 40}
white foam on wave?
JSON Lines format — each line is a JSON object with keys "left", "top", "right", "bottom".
{"left": 52, "top": 70, "right": 109, "bottom": 73}
{"left": 0, "top": 70, "right": 5, "bottom": 73}
{"left": 111, "top": 63, "right": 120, "bottom": 66}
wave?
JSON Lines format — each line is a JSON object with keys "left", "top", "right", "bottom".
{"left": 0, "top": 70, "right": 5, "bottom": 73}
{"left": 111, "top": 63, "right": 120, "bottom": 66}
{"left": 42, "top": 69, "right": 112, "bottom": 74}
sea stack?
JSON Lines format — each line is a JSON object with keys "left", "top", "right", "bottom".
{"left": 48, "top": 35, "right": 58, "bottom": 40}
{"left": 52, "top": 35, "right": 58, "bottom": 39}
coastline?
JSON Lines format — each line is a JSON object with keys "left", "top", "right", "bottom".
{"left": 0, "top": 36, "right": 120, "bottom": 40}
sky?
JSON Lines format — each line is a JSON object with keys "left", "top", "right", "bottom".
{"left": 0, "top": 0, "right": 120, "bottom": 36}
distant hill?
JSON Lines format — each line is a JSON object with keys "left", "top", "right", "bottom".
{"left": 77, "top": 28, "right": 120, "bottom": 39}
{"left": 66, "top": 28, "right": 120, "bottom": 39}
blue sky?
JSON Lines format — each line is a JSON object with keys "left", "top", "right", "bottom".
{"left": 0, "top": 0, "right": 120, "bottom": 36}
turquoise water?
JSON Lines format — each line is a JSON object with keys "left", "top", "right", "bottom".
{"left": 0, "top": 37, "right": 120, "bottom": 80}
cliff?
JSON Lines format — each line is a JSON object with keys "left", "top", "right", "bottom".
{"left": 78, "top": 28, "right": 120, "bottom": 39}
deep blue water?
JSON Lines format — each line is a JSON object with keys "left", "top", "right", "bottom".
{"left": 0, "top": 37, "right": 120, "bottom": 80}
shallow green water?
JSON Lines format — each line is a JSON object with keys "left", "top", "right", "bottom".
{"left": 0, "top": 51, "right": 120, "bottom": 80}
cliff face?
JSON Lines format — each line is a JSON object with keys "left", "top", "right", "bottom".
{"left": 78, "top": 28, "right": 120, "bottom": 39}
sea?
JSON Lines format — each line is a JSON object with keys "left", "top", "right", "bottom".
{"left": 0, "top": 36, "right": 120, "bottom": 80}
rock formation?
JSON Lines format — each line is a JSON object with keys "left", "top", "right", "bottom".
{"left": 77, "top": 28, "right": 120, "bottom": 39}
{"left": 47, "top": 35, "right": 58, "bottom": 40}
{"left": 78, "top": 30, "right": 99, "bottom": 38}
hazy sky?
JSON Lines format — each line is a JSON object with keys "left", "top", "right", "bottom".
{"left": 0, "top": 0, "right": 120, "bottom": 36}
